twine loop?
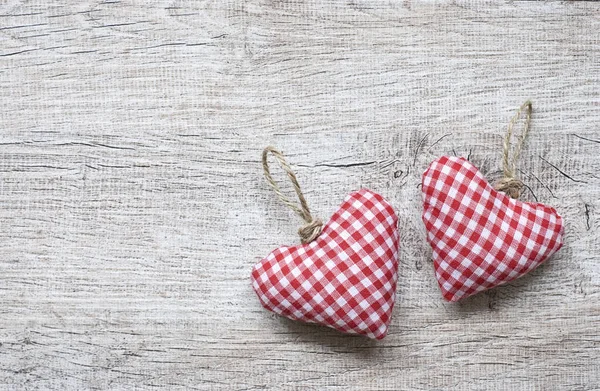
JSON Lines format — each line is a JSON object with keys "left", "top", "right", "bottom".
{"left": 494, "top": 100, "right": 532, "bottom": 199}
{"left": 262, "top": 146, "right": 323, "bottom": 244}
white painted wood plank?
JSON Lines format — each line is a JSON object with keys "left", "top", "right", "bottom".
{"left": 0, "top": 1, "right": 598, "bottom": 389}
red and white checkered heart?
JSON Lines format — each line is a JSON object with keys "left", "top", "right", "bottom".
{"left": 251, "top": 189, "right": 399, "bottom": 339}
{"left": 422, "top": 156, "right": 564, "bottom": 302}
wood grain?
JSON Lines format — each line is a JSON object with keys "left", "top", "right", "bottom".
{"left": 0, "top": 1, "right": 599, "bottom": 389}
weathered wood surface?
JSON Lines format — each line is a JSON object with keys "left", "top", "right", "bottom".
{"left": 1, "top": 0, "right": 599, "bottom": 389}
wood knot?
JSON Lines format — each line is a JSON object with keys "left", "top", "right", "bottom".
{"left": 494, "top": 177, "right": 524, "bottom": 199}
{"left": 298, "top": 218, "right": 323, "bottom": 244}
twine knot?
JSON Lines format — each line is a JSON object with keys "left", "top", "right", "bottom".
{"left": 494, "top": 177, "right": 524, "bottom": 199}
{"left": 262, "top": 146, "right": 323, "bottom": 244}
{"left": 298, "top": 218, "right": 323, "bottom": 244}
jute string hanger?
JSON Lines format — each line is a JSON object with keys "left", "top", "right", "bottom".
{"left": 494, "top": 100, "right": 532, "bottom": 199}
{"left": 262, "top": 146, "right": 323, "bottom": 244}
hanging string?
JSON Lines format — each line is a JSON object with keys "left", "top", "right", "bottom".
{"left": 262, "top": 146, "right": 323, "bottom": 244}
{"left": 494, "top": 101, "right": 532, "bottom": 199}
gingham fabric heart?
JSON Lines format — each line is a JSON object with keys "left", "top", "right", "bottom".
{"left": 422, "top": 156, "right": 564, "bottom": 302}
{"left": 251, "top": 189, "right": 399, "bottom": 339}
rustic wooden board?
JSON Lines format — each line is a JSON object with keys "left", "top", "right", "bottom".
{"left": 0, "top": 0, "right": 599, "bottom": 389}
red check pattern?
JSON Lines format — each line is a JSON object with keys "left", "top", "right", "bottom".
{"left": 251, "top": 189, "right": 399, "bottom": 340}
{"left": 422, "top": 156, "right": 564, "bottom": 302}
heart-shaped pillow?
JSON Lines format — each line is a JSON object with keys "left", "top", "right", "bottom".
{"left": 251, "top": 189, "right": 399, "bottom": 339}
{"left": 422, "top": 156, "right": 564, "bottom": 302}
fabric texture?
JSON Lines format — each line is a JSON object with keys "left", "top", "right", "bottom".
{"left": 422, "top": 156, "right": 564, "bottom": 302}
{"left": 251, "top": 189, "right": 399, "bottom": 340}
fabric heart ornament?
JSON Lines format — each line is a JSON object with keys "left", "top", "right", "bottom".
{"left": 421, "top": 103, "right": 564, "bottom": 302}
{"left": 252, "top": 189, "right": 399, "bottom": 339}
{"left": 252, "top": 148, "right": 399, "bottom": 339}
{"left": 422, "top": 156, "right": 564, "bottom": 301}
